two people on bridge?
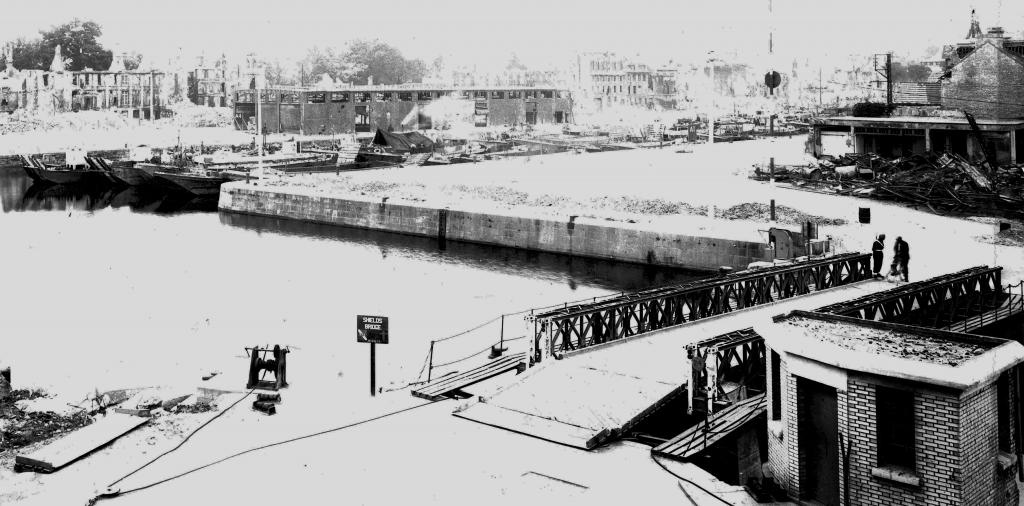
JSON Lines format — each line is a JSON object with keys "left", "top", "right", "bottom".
{"left": 873, "top": 234, "right": 909, "bottom": 283}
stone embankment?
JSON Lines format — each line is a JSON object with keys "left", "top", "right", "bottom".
{"left": 218, "top": 182, "right": 776, "bottom": 271}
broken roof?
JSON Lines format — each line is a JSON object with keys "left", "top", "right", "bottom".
{"left": 756, "top": 310, "right": 1024, "bottom": 391}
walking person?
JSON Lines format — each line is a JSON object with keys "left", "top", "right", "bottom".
{"left": 871, "top": 234, "right": 886, "bottom": 279}
{"left": 894, "top": 236, "right": 910, "bottom": 282}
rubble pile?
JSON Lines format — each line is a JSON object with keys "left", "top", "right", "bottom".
{"left": 720, "top": 202, "right": 848, "bottom": 226}
{"left": 590, "top": 196, "right": 706, "bottom": 216}
{"left": 0, "top": 390, "right": 92, "bottom": 453}
{"left": 798, "top": 320, "right": 982, "bottom": 367}
{"left": 162, "top": 102, "right": 233, "bottom": 128}
{"left": 753, "top": 152, "right": 1024, "bottom": 218}
{"left": 0, "top": 110, "right": 131, "bottom": 135}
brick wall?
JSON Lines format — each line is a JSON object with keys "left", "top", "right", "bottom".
{"left": 942, "top": 42, "right": 1024, "bottom": 119}
{"left": 961, "top": 381, "right": 1019, "bottom": 506}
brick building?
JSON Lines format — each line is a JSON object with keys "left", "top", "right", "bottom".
{"left": 757, "top": 311, "right": 1024, "bottom": 506}
{"left": 808, "top": 12, "right": 1024, "bottom": 164}
{"left": 232, "top": 85, "right": 573, "bottom": 135}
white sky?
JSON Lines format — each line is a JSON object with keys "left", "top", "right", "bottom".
{"left": 5, "top": 0, "right": 1024, "bottom": 71}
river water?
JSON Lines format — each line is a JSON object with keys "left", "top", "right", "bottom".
{"left": 0, "top": 164, "right": 704, "bottom": 400}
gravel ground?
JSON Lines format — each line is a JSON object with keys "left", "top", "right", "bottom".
{"left": 792, "top": 318, "right": 986, "bottom": 367}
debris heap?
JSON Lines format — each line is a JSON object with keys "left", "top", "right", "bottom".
{"left": 753, "top": 152, "right": 1024, "bottom": 218}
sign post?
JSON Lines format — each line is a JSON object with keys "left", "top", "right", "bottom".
{"left": 357, "top": 315, "right": 389, "bottom": 396}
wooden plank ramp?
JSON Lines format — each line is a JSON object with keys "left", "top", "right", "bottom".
{"left": 653, "top": 394, "right": 766, "bottom": 461}
{"left": 454, "top": 363, "right": 686, "bottom": 450}
{"left": 412, "top": 352, "right": 527, "bottom": 401}
{"left": 15, "top": 413, "right": 149, "bottom": 473}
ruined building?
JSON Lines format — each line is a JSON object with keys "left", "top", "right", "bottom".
{"left": 0, "top": 45, "right": 165, "bottom": 119}
{"left": 808, "top": 11, "right": 1024, "bottom": 164}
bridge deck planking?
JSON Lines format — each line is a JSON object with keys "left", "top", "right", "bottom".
{"left": 412, "top": 353, "right": 527, "bottom": 401}
{"left": 653, "top": 394, "right": 767, "bottom": 461}
{"left": 455, "top": 364, "right": 685, "bottom": 449}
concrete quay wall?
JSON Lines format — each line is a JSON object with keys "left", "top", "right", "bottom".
{"left": 218, "top": 183, "right": 775, "bottom": 271}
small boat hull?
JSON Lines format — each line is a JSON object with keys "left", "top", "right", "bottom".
{"left": 153, "top": 171, "right": 229, "bottom": 196}
{"left": 32, "top": 166, "right": 114, "bottom": 186}
{"left": 106, "top": 164, "right": 157, "bottom": 186}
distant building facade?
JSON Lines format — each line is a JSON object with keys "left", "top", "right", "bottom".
{"left": 1, "top": 45, "right": 164, "bottom": 119}
{"left": 575, "top": 52, "right": 678, "bottom": 111}
{"left": 232, "top": 85, "right": 573, "bottom": 135}
{"left": 187, "top": 53, "right": 266, "bottom": 108}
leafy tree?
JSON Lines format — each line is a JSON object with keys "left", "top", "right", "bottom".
{"left": 8, "top": 19, "right": 120, "bottom": 71}
{"left": 342, "top": 39, "right": 426, "bottom": 85}
{"left": 891, "top": 62, "right": 932, "bottom": 82}
{"left": 262, "top": 59, "right": 298, "bottom": 86}
{"left": 297, "top": 46, "right": 363, "bottom": 85}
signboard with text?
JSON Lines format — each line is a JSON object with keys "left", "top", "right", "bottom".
{"left": 356, "top": 315, "right": 389, "bottom": 344}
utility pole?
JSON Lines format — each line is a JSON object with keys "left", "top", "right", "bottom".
{"left": 708, "top": 53, "right": 716, "bottom": 145}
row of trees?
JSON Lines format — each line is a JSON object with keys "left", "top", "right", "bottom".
{"left": 264, "top": 39, "right": 433, "bottom": 86}
{"left": 0, "top": 19, "right": 140, "bottom": 72}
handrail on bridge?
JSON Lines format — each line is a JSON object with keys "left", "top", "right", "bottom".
{"left": 531, "top": 252, "right": 871, "bottom": 321}
{"left": 815, "top": 265, "right": 1001, "bottom": 315}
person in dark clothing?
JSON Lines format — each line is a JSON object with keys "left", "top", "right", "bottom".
{"left": 894, "top": 236, "right": 909, "bottom": 282}
{"left": 871, "top": 234, "right": 886, "bottom": 278}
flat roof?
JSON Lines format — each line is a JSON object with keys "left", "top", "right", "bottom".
{"left": 820, "top": 116, "right": 1024, "bottom": 128}
{"left": 757, "top": 311, "right": 1024, "bottom": 390}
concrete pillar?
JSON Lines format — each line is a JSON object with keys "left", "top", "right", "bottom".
{"left": 924, "top": 127, "right": 931, "bottom": 153}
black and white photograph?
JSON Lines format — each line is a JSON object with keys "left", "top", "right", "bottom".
{"left": 2, "top": 1, "right": 1024, "bottom": 504}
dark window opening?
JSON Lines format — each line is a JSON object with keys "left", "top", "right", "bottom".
{"left": 374, "top": 92, "right": 387, "bottom": 101}
{"left": 355, "top": 92, "right": 371, "bottom": 102}
{"left": 554, "top": 111, "right": 564, "bottom": 123}
{"left": 508, "top": 90, "right": 523, "bottom": 99}
{"left": 261, "top": 91, "right": 277, "bottom": 103}
{"left": 998, "top": 373, "right": 1011, "bottom": 453}
{"left": 355, "top": 105, "right": 370, "bottom": 133}
{"left": 330, "top": 92, "right": 349, "bottom": 103}
{"left": 398, "top": 92, "right": 413, "bottom": 101}
{"left": 490, "top": 91, "right": 505, "bottom": 99}
{"left": 525, "top": 90, "right": 537, "bottom": 99}
{"left": 460, "top": 90, "right": 472, "bottom": 98}
{"left": 418, "top": 111, "right": 432, "bottom": 130}
{"left": 525, "top": 111, "right": 536, "bottom": 124}
{"left": 308, "top": 92, "right": 326, "bottom": 103}
{"left": 474, "top": 91, "right": 487, "bottom": 99}
{"left": 876, "top": 386, "right": 915, "bottom": 470}
{"left": 474, "top": 113, "right": 488, "bottom": 127}
{"left": 771, "top": 351, "right": 782, "bottom": 420}
{"left": 540, "top": 90, "right": 554, "bottom": 99}
{"left": 418, "top": 91, "right": 433, "bottom": 101}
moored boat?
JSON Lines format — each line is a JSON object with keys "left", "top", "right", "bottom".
{"left": 20, "top": 155, "right": 115, "bottom": 186}
{"left": 152, "top": 168, "right": 231, "bottom": 196}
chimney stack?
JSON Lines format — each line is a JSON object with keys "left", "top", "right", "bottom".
{"left": 368, "top": 75, "right": 374, "bottom": 86}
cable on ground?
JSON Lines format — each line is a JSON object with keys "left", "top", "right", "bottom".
{"left": 650, "top": 454, "right": 733, "bottom": 506}
{"left": 90, "top": 400, "right": 436, "bottom": 503}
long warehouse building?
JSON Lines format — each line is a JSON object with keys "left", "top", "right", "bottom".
{"left": 232, "top": 85, "right": 574, "bottom": 135}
